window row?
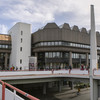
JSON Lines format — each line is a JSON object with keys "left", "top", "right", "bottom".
{"left": 45, "top": 52, "right": 88, "bottom": 59}
{"left": 0, "top": 45, "right": 11, "bottom": 49}
{"left": 72, "top": 53, "right": 86, "bottom": 59}
{"left": 34, "top": 41, "right": 91, "bottom": 49}
{"left": 45, "top": 52, "right": 69, "bottom": 58}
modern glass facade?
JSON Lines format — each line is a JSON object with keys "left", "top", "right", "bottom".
{"left": 33, "top": 41, "right": 90, "bottom": 48}
{"left": 0, "top": 44, "right": 11, "bottom": 49}
{"left": 36, "top": 51, "right": 89, "bottom": 69}
{"left": 33, "top": 41, "right": 100, "bottom": 50}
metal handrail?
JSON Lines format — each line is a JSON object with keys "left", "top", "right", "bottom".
{"left": 0, "top": 80, "right": 39, "bottom": 100}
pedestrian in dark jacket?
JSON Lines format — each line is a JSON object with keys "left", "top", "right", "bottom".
{"left": 69, "top": 65, "right": 72, "bottom": 74}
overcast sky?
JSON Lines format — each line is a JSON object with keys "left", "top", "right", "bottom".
{"left": 0, "top": 0, "right": 100, "bottom": 34}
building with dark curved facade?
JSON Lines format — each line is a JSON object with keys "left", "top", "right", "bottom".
{"left": 31, "top": 23, "right": 100, "bottom": 69}
{"left": 1, "top": 22, "right": 100, "bottom": 70}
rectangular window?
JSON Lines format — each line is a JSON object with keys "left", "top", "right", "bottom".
{"left": 51, "top": 42, "right": 54, "bottom": 45}
{"left": 44, "top": 42, "right": 47, "bottom": 46}
{"left": 41, "top": 42, "right": 44, "bottom": 46}
{"left": 5, "top": 45, "right": 8, "bottom": 48}
{"left": 45, "top": 52, "right": 48, "bottom": 58}
{"left": 58, "top": 42, "right": 62, "bottom": 45}
{"left": 48, "top": 42, "right": 51, "bottom": 46}
{"left": 56, "top": 52, "right": 60, "bottom": 58}
{"left": 49, "top": 52, "right": 52, "bottom": 58}
{"left": 21, "top": 31, "right": 23, "bottom": 35}
{"left": 2, "top": 45, "right": 5, "bottom": 48}
{"left": 20, "top": 59, "right": 22, "bottom": 64}
{"left": 53, "top": 52, "right": 56, "bottom": 58}
{"left": 20, "top": 47, "right": 22, "bottom": 51}
{"left": 70, "top": 43, "right": 73, "bottom": 46}
{"left": 55, "top": 42, "right": 58, "bottom": 45}
{"left": 21, "top": 38, "right": 22, "bottom": 43}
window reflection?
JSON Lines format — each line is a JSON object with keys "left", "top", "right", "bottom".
{"left": 72, "top": 53, "right": 86, "bottom": 59}
{"left": 45, "top": 52, "right": 68, "bottom": 58}
{"left": 34, "top": 41, "right": 100, "bottom": 50}
{"left": 0, "top": 44, "right": 11, "bottom": 49}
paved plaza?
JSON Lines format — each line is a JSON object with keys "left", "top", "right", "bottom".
{"left": 55, "top": 87, "right": 90, "bottom": 100}
{"left": 23, "top": 85, "right": 90, "bottom": 100}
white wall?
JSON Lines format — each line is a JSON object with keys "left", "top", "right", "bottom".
{"left": 8, "top": 22, "right": 31, "bottom": 70}
{"left": 5, "top": 88, "right": 24, "bottom": 100}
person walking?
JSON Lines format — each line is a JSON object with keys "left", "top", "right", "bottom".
{"left": 77, "top": 87, "right": 80, "bottom": 95}
{"left": 20, "top": 67, "right": 22, "bottom": 70}
{"left": 69, "top": 65, "right": 72, "bottom": 74}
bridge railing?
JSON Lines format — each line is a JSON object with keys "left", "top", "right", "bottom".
{"left": 0, "top": 80, "right": 39, "bottom": 100}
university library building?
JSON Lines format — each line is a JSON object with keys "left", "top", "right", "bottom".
{"left": 1, "top": 22, "right": 100, "bottom": 70}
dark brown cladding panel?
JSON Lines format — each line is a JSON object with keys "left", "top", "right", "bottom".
{"left": 32, "top": 27, "right": 90, "bottom": 45}
{"left": 32, "top": 23, "right": 100, "bottom": 46}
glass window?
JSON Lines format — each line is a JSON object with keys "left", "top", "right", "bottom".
{"left": 53, "top": 52, "right": 56, "bottom": 58}
{"left": 63, "top": 52, "right": 69, "bottom": 58}
{"left": 80, "top": 54, "right": 86, "bottom": 59}
{"left": 55, "top": 42, "right": 59, "bottom": 45}
{"left": 84, "top": 45, "right": 86, "bottom": 48}
{"left": 1, "top": 45, "right": 3, "bottom": 48}
{"left": 51, "top": 42, "right": 54, "bottom": 45}
{"left": 75, "top": 44, "right": 77, "bottom": 47}
{"left": 73, "top": 43, "right": 75, "bottom": 47}
{"left": 49, "top": 52, "right": 52, "bottom": 58}
{"left": 44, "top": 42, "right": 48, "bottom": 46}
{"left": 72, "top": 53, "right": 75, "bottom": 58}
{"left": 98, "top": 47, "right": 100, "bottom": 50}
{"left": 21, "top": 31, "right": 23, "bottom": 35}
{"left": 21, "top": 38, "right": 22, "bottom": 43}
{"left": 58, "top": 42, "right": 62, "bottom": 45}
{"left": 77, "top": 44, "right": 80, "bottom": 47}
{"left": 82, "top": 45, "right": 84, "bottom": 48}
{"left": 63, "top": 42, "right": 69, "bottom": 46}
{"left": 20, "top": 59, "right": 22, "bottom": 64}
{"left": 5, "top": 45, "right": 8, "bottom": 48}
{"left": 38, "top": 43, "right": 41, "bottom": 46}
{"left": 72, "top": 53, "right": 74, "bottom": 58}
{"left": 89, "top": 54, "right": 90, "bottom": 59}
{"left": 67, "top": 42, "right": 70, "bottom": 46}
{"left": 45, "top": 52, "right": 48, "bottom": 58}
{"left": 41, "top": 42, "right": 44, "bottom": 46}
{"left": 35, "top": 44, "right": 37, "bottom": 47}
{"left": 2, "top": 45, "right": 5, "bottom": 48}
{"left": 56, "top": 52, "right": 60, "bottom": 58}
{"left": 62, "top": 42, "right": 65, "bottom": 46}
{"left": 76, "top": 53, "right": 78, "bottom": 58}
{"left": 48, "top": 42, "right": 51, "bottom": 46}
{"left": 20, "top": 47, "right": 22, "bottom": 51}
{"left": 70, "top": 43, "right": 73, "bottom": 46}
{"left": 60, "top": 52, "right": 62, "bottom": 58}
{"left": 97, "top": 55, "right": 99, "bottom": 60}
{"left": 9, "top": 45, "right": 11, "bottom": 49}
{"left": 81, "top": 44, "right": 83, "bottom": 48}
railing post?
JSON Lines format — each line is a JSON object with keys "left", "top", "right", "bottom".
{"left": 2, "top": 82, "right": 5, "bottom": 100}
{"left": 14, "top": 90, "right": 16, "bottom": 100}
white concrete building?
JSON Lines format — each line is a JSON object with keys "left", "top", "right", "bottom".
{"left": 8, "top": 22, "right": 31, "bottom": 70}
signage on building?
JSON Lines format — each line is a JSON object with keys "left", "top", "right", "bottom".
{"left": 29, "top": 56, "right": 37, "bottom": 70}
